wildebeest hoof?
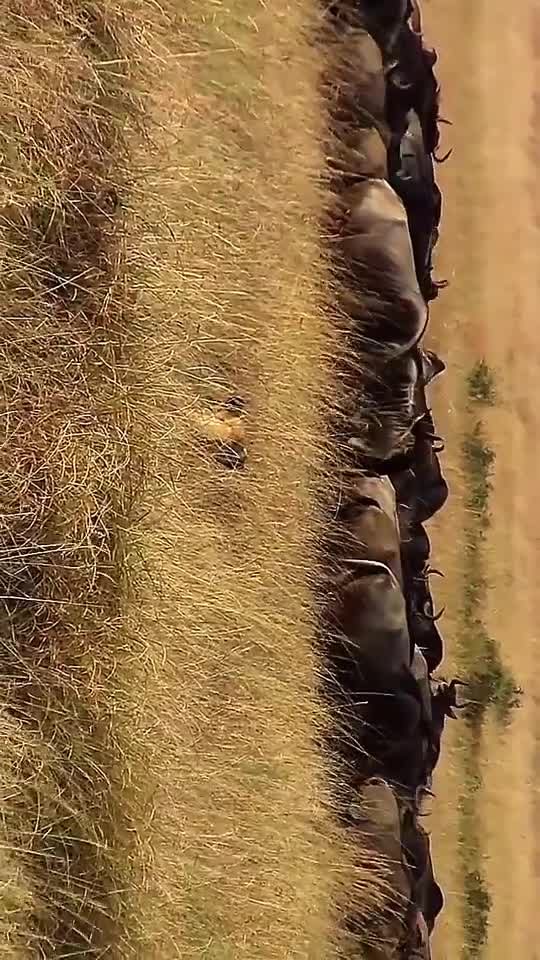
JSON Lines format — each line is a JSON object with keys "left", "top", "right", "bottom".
{"left": 214, "top": 441, "right": 247, "bottom": 470}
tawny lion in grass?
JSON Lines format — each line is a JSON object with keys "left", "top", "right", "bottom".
{"left": 192, "top": 396, "right": 247, "bottom": 469}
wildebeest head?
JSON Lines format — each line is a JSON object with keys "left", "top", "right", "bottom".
{"left": 329, "top": 561, "right": 411, "bottom": 681}
{"left": 432, "top": 678, "right": 470, "bottom": 718}
{"left": 332, "top": 476, "right": 404, "bottom": 585}
{"left": 420, "top": 349, "right": 446, "bottom": 385}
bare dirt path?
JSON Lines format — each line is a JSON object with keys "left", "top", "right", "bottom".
{"left": 422, "top": 1, "right": 540, "bottom": 957}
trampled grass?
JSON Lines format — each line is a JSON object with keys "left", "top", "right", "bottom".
{"left": 0, "top": 2, "right": 387, "bottom": 957}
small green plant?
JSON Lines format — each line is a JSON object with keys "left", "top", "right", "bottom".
{"left": 462, "top": 423, "right": 495, "bottom": 521}
{"left": 459, "top": 615, "right": 521, "bottom": 727}
{"left": 462, "top": 868, "right": 492, "bottom": 959}
{"left": 467, "top": 360, "right": 498, "bottom": 405}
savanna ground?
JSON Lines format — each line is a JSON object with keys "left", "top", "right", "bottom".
{"left": 0, "top": 2, "right": 387, "bottom": 957}
{"left": 423, "top": 0, "right": 540, "bottom": 957}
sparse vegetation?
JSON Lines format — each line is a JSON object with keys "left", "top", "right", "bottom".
{"left": 456, "top": 368, "right": 522, "bottom": 957}
{"left": 462, "top": 868, "right": 493, "bottom": 959}
{"left": 459, "top": 405, "right": 519, "bottom": 723}
{"left": 467, "top": 360, "right": 498, "bottom": 406}
{"left": 462, "top": 422, "right": 495, "bottom": 523}
{"left": 0, "top": 2, "right": 385, "bottom": 956}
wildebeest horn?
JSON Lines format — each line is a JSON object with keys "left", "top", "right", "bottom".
{"left": 434, "top": 279, "right": 449, "bottom": 289}
{"left": 434, "top": 147, "right": 453, "bottom": 163}
{"left": 342, "top": 559, "right": 400, "bottom": 588}
{"left": 426, "top": 567, "right": 444, "bottom": 578}
{"left": 423, "top": 603, "right": 445, "bottom": 622}
{"left": 438, "top": 117, "right": 453, "bottom": 126}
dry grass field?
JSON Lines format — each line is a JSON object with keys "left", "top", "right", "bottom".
{"left": 423, "top": 1, "right": 540, "bottom": 957}
{"left": 0, "top": 2, "right": 386, "bottom": 957}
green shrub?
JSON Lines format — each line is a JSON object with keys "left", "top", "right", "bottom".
{"left": 467, "top": 360, "right": 498, "bottom": 405}
{"left": 462, "top": 869, "right": 492, "bottom": 959}
{"left": 462, "top": 423, "right": 495, "bottom": 521}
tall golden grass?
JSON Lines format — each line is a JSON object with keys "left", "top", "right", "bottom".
{"left": 0, "top": 1, "right": 388, "bottom": 957}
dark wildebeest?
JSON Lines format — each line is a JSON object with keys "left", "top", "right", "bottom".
{"left": 346, "top": 351, "right": 422, "bottom": 464}
{"left": 401, "top": 521, "right": 430, "bottom": 572}
{"left": 332, "top": 645, "right": 434, "bottom": 792}
{"left": 385, "top": 22, "right": 448, "bottom": 166}
{"left": 338, "top": 178, "right": 428, "bottom": 354}
{"left": 353, "top": 350, "right": 446, "bottom": 476}
{"left": 406, "top": 910, "right": 433, "bottom": 959}
{"left": 408, "top": 608, "right": 444, "bottom": 674}
{"left": 389, "top": 110, "right": 444, "bottom": 300}
{"left": 364, "top": 647, "right": 434, "bottom": 791}
{"left": 330, "top": 28, "right": 387, "bottom": 126}
{"left": 410, "top": 644, "right": 432, "bottom": 726}
{"left": 346, "top": 778, "right": 413, "bottom": 958}
{"left": 332, "top": 474, "right": 404, "bottom": 584}
{"left": 401, "top": 802, "right": 444, "bottom": 935}
{"left": 361, "top": 0, "right": 412, "bottom": 54}
{"left": 336, "top": 179, "right": 430, "bottom": 461}
{"left": 405, "top": 566, "right": 445, "bottom": 672}
{"left": 328, "top": 561, "right": 411, "bottom": 681}
{"left": 328, "top": 121, "right": 388, "bottom": 182}
{"left": 392, "top": 422, "right": 449, "bottom": 526}
{"left": 428, "top": 678, "right": 469, "bottom": 771}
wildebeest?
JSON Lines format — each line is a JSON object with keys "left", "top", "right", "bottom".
{"left": 389, "top": 109, "right": 443, "bottom": 300}
{"left": 348, "top": 343, "right": 446, "bottom": 473}
{"left": 420, "top": 348, "right": 446, "bottom": 385}
{"left": 339, "top": 178, "right": 428, "bottom": 350}
{"left": 428, "top": 678, "right": 469, "bottom": 770}
{"left": 347, "top": 778, "right": 413, "bottom": 955}
{"left": 359, "top": 0, "right": 412, "bottom": 55}
{"left": 346, "top": 351, "right": 422, "bottom": 463}
{"left": 328, "top": 122, "right": 388, "bottom": 182}
{"left": 407, "top": 910, "right": 433, "bottom": 959}
{"left": 410, "top": 644, "right": 432, "bottom": 726}
{"left": 328, "top": 561, "right": 411, "bottom": 681}
{"left": 401, "top": 520, "right": 430, "bottom": 572}
{"left": 392, "top": 426, "right": 449, "bottom": 525}
{"left": 385, "top": 20, "right": 445, "bottom": 165}
{"left": 326, "top": 27, "right": 388, "bottom": 128}
{"left": 334, "top": 179, "right": 430, "bottom": 461}
{"left": 333, "top": 474, "right": 404, "bottom": 583}
{"left": 401, "top": 801, "right": 444, "bottom": 934}
{"left": 405, "top": 566, "right": 445, "bottom": 672}
{"left": 408, "top": 607, "right": 443, "bottom": 674}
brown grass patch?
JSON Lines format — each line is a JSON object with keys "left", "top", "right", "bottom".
{"left": 0, "top": 1, "right": 386, "bottom": 957}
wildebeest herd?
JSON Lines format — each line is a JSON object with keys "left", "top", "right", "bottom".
{"left": 210, "top": 1, "right": 461, "bottom": 955}
{"left": 321, "top": 1, "right": 461, "bottom": 956}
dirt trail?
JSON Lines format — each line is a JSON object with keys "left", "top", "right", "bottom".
{"left": 422, "top": 1, "right": 540, "bottom": 957}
